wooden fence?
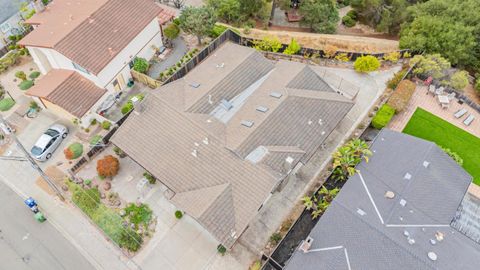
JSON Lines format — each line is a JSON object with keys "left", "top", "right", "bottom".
{"left": 131, "top": 69, "right": 162, "bottom": 89}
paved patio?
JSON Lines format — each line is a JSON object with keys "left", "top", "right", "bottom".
{"left": 388, "top": 84, "right": 480, "bottom": 137}
{"left": 147, "top": 37, "right": 187, "bottom": 78}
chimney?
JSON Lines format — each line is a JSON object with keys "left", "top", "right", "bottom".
{"left": 33, "top": 0, "right": 45, "bottom": 13}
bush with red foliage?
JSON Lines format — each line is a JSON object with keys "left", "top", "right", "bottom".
{"left": 96, "top": 155, "right": 120, "bottom": 178}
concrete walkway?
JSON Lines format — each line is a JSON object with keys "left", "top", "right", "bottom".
{"left": 147, "top": 37, "right": 187, "bottom": 78}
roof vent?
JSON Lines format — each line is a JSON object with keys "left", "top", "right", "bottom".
{"left": 220, "top": 99, "right": 233, "bottom": 110}
{"left": 423, "top": 161, "right": 430, "bottom": 168}
{"left": 285, "top": 156, "right": 294, "bottom": 164}
{"left": 430, "top": 239, "right": 436, "bottom": 245}
{"left": 427, "top": 252, "right": 437, "bottom": 261}
{"left": 208, "top": 95, "right": 213, "bottom": 104}
{"left": 299, "top": 237, "right": 314, "bottom": 253}
{"left": 270, "top": 92, "right": 283, "bottom": 99}
{"left": 191, "top": 149, "right": 198, "bottom": 157}
{"left": 357, "top": 208, "right": 366, "bottom": 216}
{"left": 189, "top": 82, "right": 200, "bottom": 88}
{"left": 399, "top": 199, "right": 407, "bottom": 207}
{"left": 307, "top": 120, "right": 313, "bottom": 125}
{"left": 403, "top": 230, "right": 410, "bottom": 237}
{"left": 385, "top": 191, "right": 395, "bottom": 199}
{"left": 435, "top": 231, "right": 444, "bottom": 242}
{"left": 202, "top": 137, "right": 209, "bottom": 145}
{"left": 256, "top": 106, "right": 268, "bottom": 113}
{"left": 404, "top": 173, "right": 412, "bottom": 180}
{"left": 241, "top": 120, "right": 254, "bottom": 128}
{"left": 407, "top": 237, "right": 415, "bottom": 245}
{"left": 318, "top": 119, "right": 323, "bottom": 125}
{"left": 216, "top": 63, "right": 225, "bottom": 68}
{"left": 321, "top": 131, "right": 326, "bottom": 135}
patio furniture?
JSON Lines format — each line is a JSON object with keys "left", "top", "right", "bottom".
{"left": 464, "top": 114, "right": 475, "bottom": 126}
{"left": 435, "top": 87, "right": 445, "bottom": 96}
{"left": 438, "top": 95, "right": 450, "bottom": 109}
{"left": 428, "top": 85, "right": 436, "bottom": 95}
{"left": 447, "top": 92, "right": 456, "bottom": 101}
{"left": 454, "top": 108, "right": 468, "bottom": 118}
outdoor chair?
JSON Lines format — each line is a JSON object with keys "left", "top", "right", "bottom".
{"left": 435, "top": 87, "right": 445, "bottom": 96}
{"left": 428, "top": 85, "right": 436, "bottom": 95}
{"left": 454, "top": 108, "right": 468, "bottom": 119}
{"left": 464, "top": 114, "right": 475, "bottom": 126}
{"left": 447, "top": 92, "right": 455, "bottom": 101}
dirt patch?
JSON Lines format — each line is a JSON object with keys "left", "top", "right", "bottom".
{"left": 225, "top": 24, "right": 399, "bottom": 53}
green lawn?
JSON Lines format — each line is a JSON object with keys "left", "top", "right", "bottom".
{"left": 402, "top": 108, "right": 480, "bottom": 185}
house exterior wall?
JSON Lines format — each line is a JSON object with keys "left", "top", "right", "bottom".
{"left": 42, "top": 99, "right": 76, "bottom": 120}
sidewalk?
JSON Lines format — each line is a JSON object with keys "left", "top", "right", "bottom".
{"left": 0, "top": 143, "right": 134, "bottom": 270}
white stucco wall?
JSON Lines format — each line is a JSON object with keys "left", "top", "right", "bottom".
{"left": 26, "top": 17, "right": 162, "bottom": 91}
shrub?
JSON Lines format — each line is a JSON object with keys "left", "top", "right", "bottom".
{"left": 253, "top": 36, "right": 282, "bottom": 53}
{"left": 72, "top": 187, "right": 101, "bottom": 217}
{"left": 124, "top": 203, "right": 153, "bottom": 226}
{"left": 90, "top": 118, "right": 97, "bottom": 125}
{"left": 0, "top": 98, "right": 15, "bottom": 111}
{"left": 175, "top": 210, "right": 183, "bottom": 219}
{"left": 387, "top": 69, "right": 407, "bottom": 89}
{"left": 118, "top": 228, "right": 143, "bottom": 252}
{"left": 209, "top": 24, "right": 227, "bottom": 38}
{"left": 143, "top": 172, "right": 156, "bottom": 184}
{"left": 475, "top": 78, "right": 480, "bottom": 96}
{"left": 18, "top": 80, "right": 34, "bottom": 90}
{"left": 132, "top": 57, "right": 149, "bottom": 74}
{"left": 217, "top": 244, "right": 227, "bottom": 255}
{"left": 64, "top": 142, "right": 84, "bottom": 160}
{"left": 15, "top": 70, "right": 27, "bottom": 81}
{"left": 90, "top": 135, "right": 102, "bottom": 146}
{"left": 250, "top": 261, "right": 262, "bottom": 270}
{"left": 441, "top": 147, "right": 463, "bottom": 166}
{"left": 450, "top": 70, "right": 469, "bottom": 91}
{"left": 97, "top": 155, "right": 120, "bottom": 178}
{"left": 410, "top": 54, "right": 450, "bottom": 79}
{"left": 383, "top": 51, "right": 401, "bottom": 63}
{"left": 371, "top": 104, "right": 395, "bottom": 129}
{"left": 283, "top": 38, "right": 301, "bottom": 55}
{"left": 342, "top": 15, "right": 356, "bottom": 27}
{"left": 101, "top": 120, "right": 111, "bottom": 130}
{"left": 29, "top": 71, "right": 41, "bottom": 79}
{"left": 113, "top": 146, "right": 126, "bottom": 158}
{"left": 84, "top": 179, "right": 92, "bottom": 186}
{"left": 354, "top": 55, "right": 380, "bottom": 73}
{"left": 387, "top": 80, "right": 416, "bottom": 112}
{"left": 346, "top": 10, "right": 357, "bottom": 20}
{"left": 29, "top": 101, "right": 39, "bottom": 110}
{"left": 335, "top": 53, "right": 350, "bottom": 62}
{"left": 164, "top": 23, "right": 180, "bottom": 40}
{"left": 270, "top": 232, "right": 282, "bottom": 245}
{"left": 121, "top": 103, "right": 133, "bottom": 115}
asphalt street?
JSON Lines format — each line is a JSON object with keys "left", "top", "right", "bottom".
{"left": 0, "top": 181, "right": 94, "bottom": 270}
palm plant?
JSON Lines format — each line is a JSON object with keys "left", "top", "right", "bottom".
{"left": 332, "top": 139, "right": 372, "bottom": 181}
{"left": 303, "top": 186, "right": 340, "bottom": 219}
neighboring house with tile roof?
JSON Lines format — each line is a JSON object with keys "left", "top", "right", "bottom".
{"left": 0, "top": 0, "right": 32, "bottom": 54}
{"left": 285, "top": 129, "right": 480, "bottom": 270}
{"left": 111, "top": 42, "right": 355, "bottom": 248}
{"left": 18, "top": 0, "right": 173, "bottom": 124}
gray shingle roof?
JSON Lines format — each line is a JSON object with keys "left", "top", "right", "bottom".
{"left": 285, "top": 129, "right": 480, "bottom": 270}
{"left": 286, "top": 65, "right": 335, "bottom": 92}
{"left": 111, "top": 42, "right": 354, "bottom": 248}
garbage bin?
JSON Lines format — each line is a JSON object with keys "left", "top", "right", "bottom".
{"left": 34, "top": 212, "right": 46, "bottom": 223}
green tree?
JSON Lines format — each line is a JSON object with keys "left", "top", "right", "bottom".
{"left": 179, "top": 6, "right": 217, "bottom": 45}
{"left": 299, "top": 0, "right": 339, "bottom": 34}
{"left": 350, "top": 0, "right": 410, "bottom": 34}
{"left": 206, "top": 0, "right": 241, "bottom": 23}
{"left": 449, "top": 70, "right": 469, "bottom": 91}
{"left": 132, "top": 57, "right": 149, "bottom": 74}
{"left": 409, "top": 54, "right": 450, "bottom": 79}
{"left": 400, "top": 0, "right": 480, "bottom": 69}
{"left": 283, "top": 38, "right": 301, "bottom": 55}
{"left": 163, "top": 23, "right": 180, "bottom": 40}
{"left": 353, "top": 55, "right": 381, "bottom": 73}
{"left": 238, "top": 0, "right": 267, "bottom": 19}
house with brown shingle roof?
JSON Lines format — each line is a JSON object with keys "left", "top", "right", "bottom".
{"left": 111, "top": 42, "right": 356, "bottom": 248}
{"left": 18, "top": 0, "right": 173, "bottom": 123}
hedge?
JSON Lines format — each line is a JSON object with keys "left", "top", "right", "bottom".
{"left": 387, "top": 68, "right": 407, "bottom": 89}
{"left": 342, "top": 15, "right": 356, "bottom": 27}
{"left": 387, "top": 80, "right": 416, "bottom": 112}
{"left": 371, "top": 104, "right": 396, "bottom": 129}
{"left": 18, "top": 80, "right": 34, "bottom": 90}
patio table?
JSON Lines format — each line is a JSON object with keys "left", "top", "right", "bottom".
{"left": 438, "top": 95, "right": 449, "bottom": 104}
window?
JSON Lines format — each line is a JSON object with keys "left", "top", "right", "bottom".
{"left": 72, "top": 62, "right": 89, "bottom": 74}
{"left": 0, "top": 22, "right": 11, "bottom": 33}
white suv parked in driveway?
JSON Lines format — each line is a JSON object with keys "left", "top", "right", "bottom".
{"left": 30, "top": 124, "right": 69, "bottom": 161}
